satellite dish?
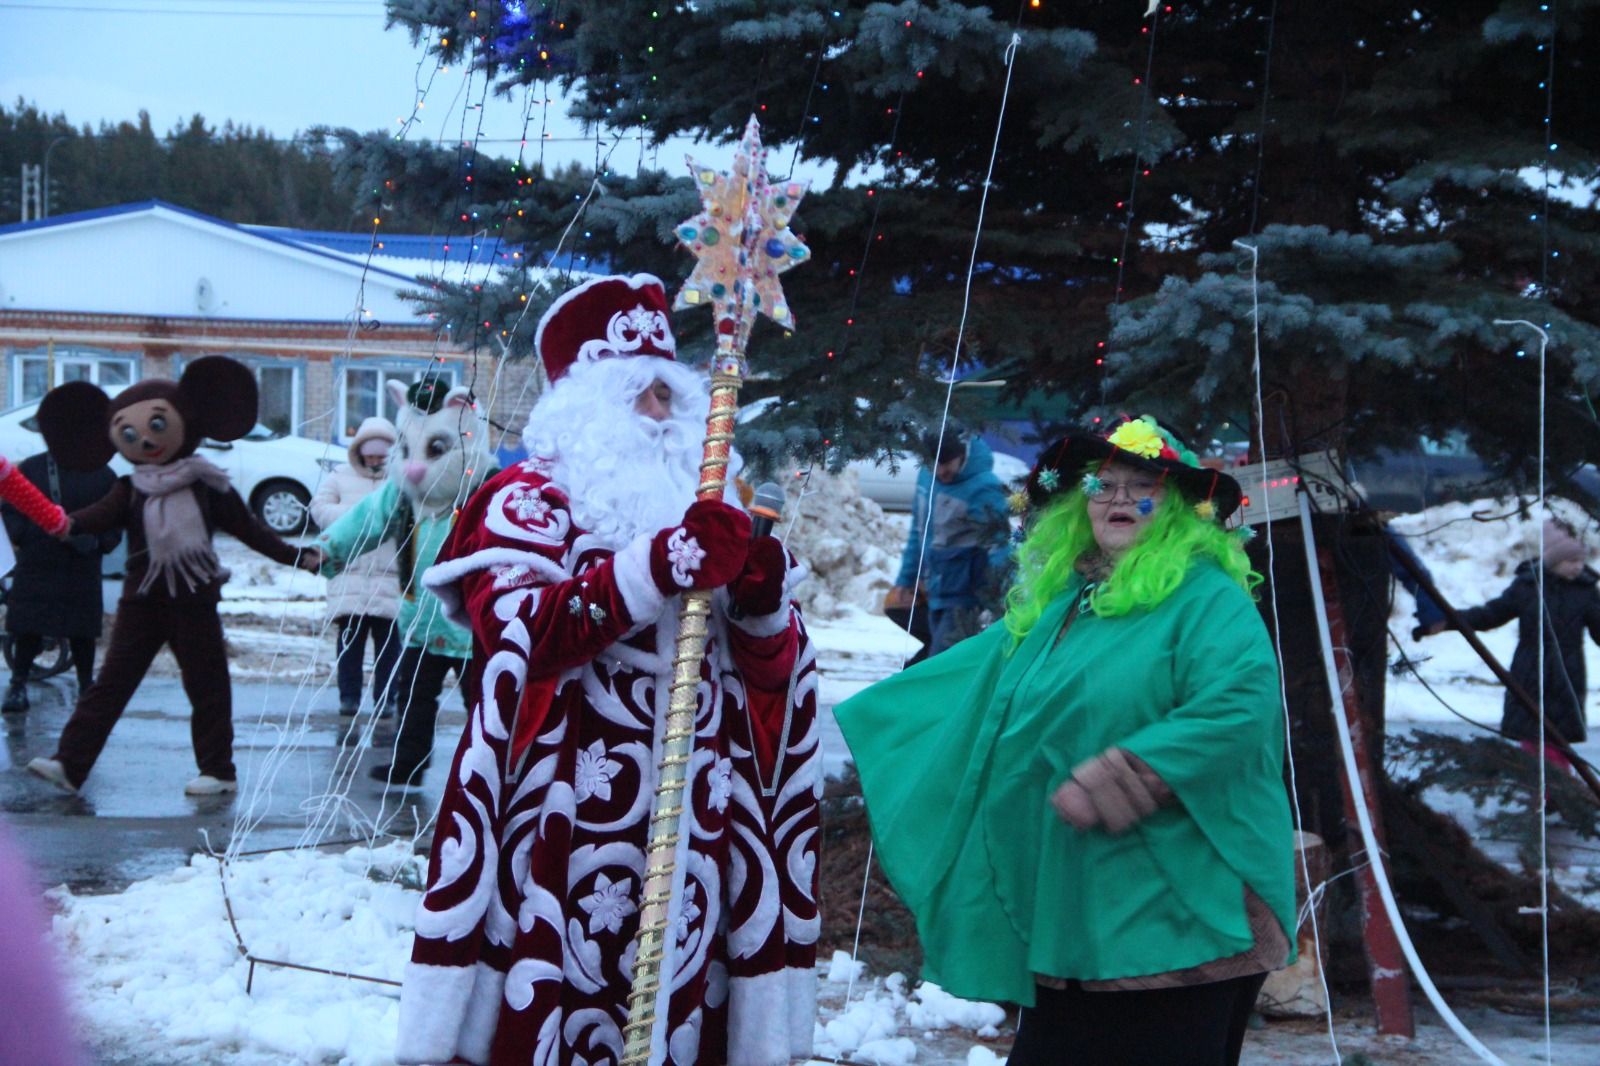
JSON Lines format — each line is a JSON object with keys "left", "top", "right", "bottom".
{"left": 195, "top": 276, "right": 215, "bottom": 314}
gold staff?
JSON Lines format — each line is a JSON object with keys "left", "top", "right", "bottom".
{"left": 620, "top": 115, "right": 811, "bottom": 1064}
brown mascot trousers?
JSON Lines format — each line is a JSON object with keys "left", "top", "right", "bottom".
{"left": 54, "top": 597, "right": 234, "bottom": 789}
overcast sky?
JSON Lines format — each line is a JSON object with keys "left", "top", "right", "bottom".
{"left": 0, "top": 0, "right": 827, "bottom": 180}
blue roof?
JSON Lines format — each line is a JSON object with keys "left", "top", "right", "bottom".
{"left": 0, "top": 200, "right": 418, "bottom": 284}
{"left": 244, "top": 225, "right": 525, "bottom": 267}
{"left": 0, "top": 199, "right": 614, "bottom": 279}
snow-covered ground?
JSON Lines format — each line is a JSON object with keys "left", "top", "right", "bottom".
{"left": 43, "top": 496, "right": 1600, "bottom": 1065}
{"left": 53, "top": 846, "right": 1597, "bottom": 1065}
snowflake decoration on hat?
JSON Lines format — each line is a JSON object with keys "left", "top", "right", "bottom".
{"left": 673, "top": 116, "right": 810, "bottom": 362}
{"left": 1079, "top": 472, "right": 1102, "bottom": 497}
{"left": 1037, "top": 468, "right": 1061, "bottom": 493}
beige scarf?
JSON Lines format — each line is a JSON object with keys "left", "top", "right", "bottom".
{"left": 130, "top": 456, "right": 233, "bottom": 595}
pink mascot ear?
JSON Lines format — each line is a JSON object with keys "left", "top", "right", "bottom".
{"left": 39, "top": 381, "right": 116, "bottom": 471}
{"left": 180, "top": 356, "right": 258, "bottom": 443}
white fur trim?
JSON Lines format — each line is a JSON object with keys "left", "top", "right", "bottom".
{"left": 727, "top": 602, "right": 794, "bottom": 639}
{"left": 727, "top": 966, "right": 817, "bottom": 1065}
{"left": 422, "top": 548, "right": 572, "bottom": 628}
{"left": 457, "top": 962, "right": 506, "bottom": 1065}
{"left": 534, "top": 273, "right": 670, "bottom": 372}
{"left": 611, "top": 533, "right": 665, "bottom": 627}
{"left": 396, "top": 960, "right": 484, "bottom": 1065}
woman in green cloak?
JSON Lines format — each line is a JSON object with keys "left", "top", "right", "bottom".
{"left": 834, "top": 416, "right": 1295, "bottom": 1066}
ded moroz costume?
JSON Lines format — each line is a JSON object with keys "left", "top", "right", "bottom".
{"left": 397, "top": 274, "right": 821, "bottom": 1066}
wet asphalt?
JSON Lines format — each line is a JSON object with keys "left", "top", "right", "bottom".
{"left": 2, "top": 675, "right": 464, "bottom": 894}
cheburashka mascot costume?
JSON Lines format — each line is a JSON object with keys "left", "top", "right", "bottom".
{"left": 26, "top": 356, "right": 320, "bottom": 797}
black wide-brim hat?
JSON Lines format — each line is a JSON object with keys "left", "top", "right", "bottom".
{"left": 1025, "top": 416, "right": 1244, "bottom": 522}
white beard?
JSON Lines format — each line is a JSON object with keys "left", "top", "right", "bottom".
{"left": 523, "top": 355, "right": 742, "bottom": 549}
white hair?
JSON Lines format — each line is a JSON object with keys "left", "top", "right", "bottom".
{"left": 523, "top": 355, "right": 741, "bottom": 548}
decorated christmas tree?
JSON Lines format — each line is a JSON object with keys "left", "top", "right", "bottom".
{"left": 328, "top": 1, "right": 1600, "bottom": 982}
{"left": 337, "top": 1, "right": 1598, "bottom": 486}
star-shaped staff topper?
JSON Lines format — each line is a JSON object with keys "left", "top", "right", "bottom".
{"left": 673, "top": 115, "right": 810, "bottom": 369}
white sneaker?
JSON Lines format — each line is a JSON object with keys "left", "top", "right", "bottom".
{"left": 26, "top": 757, "right": 77, "bottom": 794}
{"left": 183, "top": 775, "right": 238, "bottom": 796}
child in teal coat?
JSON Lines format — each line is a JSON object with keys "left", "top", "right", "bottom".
{"left": 318, "top": 380, "right": 488, "bottom": 786}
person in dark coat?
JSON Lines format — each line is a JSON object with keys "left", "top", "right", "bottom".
{"left": 2, "top": 452, "right": 119, "bottom": 712}
{"left": 1425, "top": 518, "right": 1599, "bottom": 769}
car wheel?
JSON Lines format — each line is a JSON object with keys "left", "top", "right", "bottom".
{"left": 252, "top": 480, "right": 312, "bottom": 535}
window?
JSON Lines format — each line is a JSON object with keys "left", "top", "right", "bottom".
{"left": 173, "top": 355, "right": 304, "bottom": 438}
{"left": 10, "top": 348, "right": 139, "bottom": 405}
{"left": 338, "top": 363, "right": 458, "bottom": 441}
{"left": 254, "top": 363, "right": 301, "bottom": 437}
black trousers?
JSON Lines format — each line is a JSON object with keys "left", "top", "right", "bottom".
{"left": 387, "top": 646, "right": 477, "bottom": 775}
{"left": 334, "top": 615, "right": 401, "bottom": 709}
{"left": 11, "top": 633, "right": 96, "bottom": 690}
{"left": 54, "top": 598, "right": 234, "bottom": 788}
{"left": 1007, "top": 973, "right": 1268, "bottom": 1066}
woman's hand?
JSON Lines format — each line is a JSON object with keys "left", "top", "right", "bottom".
{"left": 296, "top": 547, "right": 325, "bottom": 573}
{"left": 1050, "top": 748, "right": 1172, "bottom": 834}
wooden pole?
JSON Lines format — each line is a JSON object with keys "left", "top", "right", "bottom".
{"left": 1312, "top": 538, "right": 1417, "bottom": 1037}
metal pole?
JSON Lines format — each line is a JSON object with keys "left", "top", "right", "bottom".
{"left": 41, "top": 136, "right": 67, "bottom": 219}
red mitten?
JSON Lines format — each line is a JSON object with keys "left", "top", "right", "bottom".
{"left": 0, "top": 460, "right": 67, "bottom": 536}
{"left": 729, "top": 536, "right": 788, "bottom": 617}
{"left": 649, "top": 500, "right": 750, "bottom": 594}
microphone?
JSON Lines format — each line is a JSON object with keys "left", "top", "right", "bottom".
{"left": 749, "top": 481, "right": 785, "bottom": 540}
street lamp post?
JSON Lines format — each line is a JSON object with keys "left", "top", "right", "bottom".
{"left": 41, "top": 136, "right": 67, "bottom": 219}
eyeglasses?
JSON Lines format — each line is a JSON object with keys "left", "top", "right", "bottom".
{"left": 1087, "top": 478, "right": 1161, "bottom": 503}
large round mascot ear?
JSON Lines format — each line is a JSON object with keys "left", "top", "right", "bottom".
{"left": 179, "top": 356, "right": 258, "bottom": 443}
{"left": 39, "top": 381, "right": 116, "bottom": 471}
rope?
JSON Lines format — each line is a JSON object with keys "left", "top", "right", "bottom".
{"left": 841, "top": 24, "right": 1025, "bottom": 1022}
{"left": 1495, "top": 318, "right": 1555, "bottom": 1063}
{"left": 1234, "top": 238, "right": 1341, "bottom": 1060}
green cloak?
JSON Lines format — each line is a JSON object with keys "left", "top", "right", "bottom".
{"left": 834, "top": 561, "right": 1295, "bottom": 1006}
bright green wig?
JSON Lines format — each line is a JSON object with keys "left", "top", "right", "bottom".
{"left": 1002, "top": 475, "right": 1261, "bottom": 648}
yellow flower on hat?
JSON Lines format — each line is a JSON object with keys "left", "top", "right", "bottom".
{"left": 1107, "top": 418, "right": 1164, "bottom": 459}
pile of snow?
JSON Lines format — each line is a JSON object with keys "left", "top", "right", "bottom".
{"left": 815, "top": 957, "right": 1009, "bottom": 1065}
{"left": 1389, "top": 495, "right": 1600, "bottom": 607}
{"left": 50, "top": 843, "right": 420, "bottom": 1066}
{"left": 777, "top": 466, "right": 906, "bottom": 619}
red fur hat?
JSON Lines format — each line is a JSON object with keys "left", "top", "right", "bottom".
{"left": 534, "top": 273, "right": 677, "bottom": 383}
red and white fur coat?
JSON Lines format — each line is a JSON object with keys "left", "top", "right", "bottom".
{"left": 400, "top": 358, "right": 819, "bottom": 1066}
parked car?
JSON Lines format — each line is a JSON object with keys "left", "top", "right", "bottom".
{"left": 1307, "top": 434, "right": 1600, "bottom": 514}
{"left": 0, "top": 400, "right": 339, "bottom": 535}
{"left": 853, "top": 449, "right": 1031, "bottom": 512}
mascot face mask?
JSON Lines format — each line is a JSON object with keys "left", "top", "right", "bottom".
{"left": 38, "top": 356, "right": 258, "bottom": 472}
{"left": 110, "top": 396, "right": 187, "bottom": 465}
